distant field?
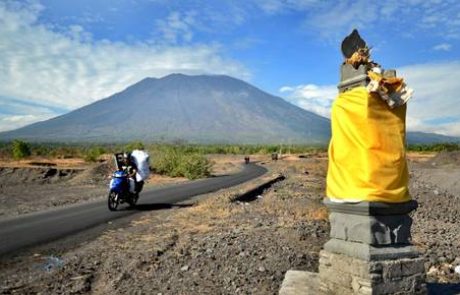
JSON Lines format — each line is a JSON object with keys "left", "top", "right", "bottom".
{"left": 0, "top": 141, "right": 328, "bottom": 180}
{"left": 0, "top": 140, "right": 458, "bottom": 162}
{"left": 0, "top": 141, "right": 328, "bottom": 160}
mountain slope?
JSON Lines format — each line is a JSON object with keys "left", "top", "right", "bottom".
{"left": 0, "top": 74, "right": 331, "bottom": 144}
{"left": 1, "top": 74, "right": 457, "bottom": 144}
{"left": 406, "top": 132, "right": 459, "bottom": 144}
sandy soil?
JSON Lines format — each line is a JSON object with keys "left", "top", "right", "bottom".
{"left": 0, "top": 158, "right": 90, "bottom": 169}
{"left": 207, "top": 154, "right": 250, "bottom": 176}
{"left": 1, "top": 152, "right": 460, "bottom": 294}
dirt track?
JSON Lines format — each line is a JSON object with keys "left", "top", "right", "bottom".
{"left": 0, "top": 152, "right": 459, "bottom": 294}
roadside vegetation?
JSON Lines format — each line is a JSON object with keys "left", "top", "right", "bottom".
{"left": 0, "top": 140, "right": 327, "bottom": 161}
{"left": 0, "top": 140, "right": 327, "bottom": 180}
{"left": 407, "top": 142, "right": 460, "bottom": 152}
{"left": 11, "top": 139, "right": 31, "bottom": 160}
{"left": 152, "top": 148, "right": 212, "bottom": 179}
{"left": 1, "top": 139, "right": 458, "bottom": 179}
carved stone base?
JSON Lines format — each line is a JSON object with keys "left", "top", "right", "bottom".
{"left": 318, "top": 199, "right": 427, "bottom": 294}
{"left": 323, "top": 239, "right": 420, "bottom": 261}
{"left": 319, "top": 251, "right": 427, "bottom": 295}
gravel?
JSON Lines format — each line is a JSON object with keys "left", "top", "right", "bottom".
{"left": 1, "top": 154, "right": 459, "bottom": 294}
{"left": 410, "top": 161, "right": 460, "bottom": 284}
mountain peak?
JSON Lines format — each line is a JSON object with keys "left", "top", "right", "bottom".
{"left": 0, "top": 73, "right": 456, "bottom": 144}
{"left": 160, "top": 73, "right": 235, "bottom": 80}
{"left": 0, "top": 74, "right": 331, "bottom": 143}
{"left": 161, "top": 73, "right": 187, "bottom": 79}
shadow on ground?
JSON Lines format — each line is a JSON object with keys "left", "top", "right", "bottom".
{"left": 232, "top": 174, "right": 285, "bottom": 203}
{"left": 129, "top": 203, "right": 193, "bottom": 211}
{"left": 427, "top": 283, "right": 460, "bottom": 295}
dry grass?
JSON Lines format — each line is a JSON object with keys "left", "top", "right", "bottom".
{"left": 173, "top": 154, "right": 329, "bottom": 232}
{"left": 253, "top": 155, "right": 329, "bottom": 227}
{"left": 0, "top": 157, "right": 89, "bottom": 168}
{"left": 258, "top": 191, "right": 328, "bottom": 227}
{"left": 104, "top": 153, "right": 329, "bottom": 251}
{"left": 170, "top": 177, "right": 277, "bottom": 234}
{"left": 308, "top": 206, "right": 329, "bottom": 220}
{"left": 207, "top": 155, "right": 243, "bottom": 176}
{"left": 406, "top": 151, "right": 436, "bottom": 163}
{"left": 207, "top": 154, "right": 269, "bottom": 176}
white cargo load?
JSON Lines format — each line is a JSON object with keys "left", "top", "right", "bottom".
{"left": 131, "top": 149, "right": 150, "bottom": 182}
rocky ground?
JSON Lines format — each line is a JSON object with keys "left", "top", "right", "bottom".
{"left": 0, "top": 165, "right": 106, "bottom": 217}
{"left": 0, "top": 152, "right": 459, "bottom": 294}
{"left": 409, "top": 151, "right": 460, "bottom": 285}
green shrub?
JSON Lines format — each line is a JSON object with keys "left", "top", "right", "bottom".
{"left": 152, "top": 149, "right": 182, "bottom": 177}
{"left": 152, "top": 149, "right": 211, "bottom": 180}
{"left": 408, "top": 143, "right": 460, "bottom": 152}
{"left": 125, "top": 141, "right": 145, "bottom": 151}
{"left": 179, "top": 154, "right": 212, "bottom": 179}
{"left": 84, "top": 146, "right": 106, "bottom": 162}
{"left": 11, "top": 140, "right": 31, "bottom": 160}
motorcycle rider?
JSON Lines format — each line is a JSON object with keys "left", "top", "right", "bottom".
{"left": 123, "top": 152, "right": 138, "bottom": 195}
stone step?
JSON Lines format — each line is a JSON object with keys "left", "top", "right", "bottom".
{"left": 279, "top": 270, "right": 319, "bottom": 295}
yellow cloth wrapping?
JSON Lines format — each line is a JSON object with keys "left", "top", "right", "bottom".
{"left": 326, "top": 87, "right": 410, "bottom": 203}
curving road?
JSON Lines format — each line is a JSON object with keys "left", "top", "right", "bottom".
{"left": 0, "top": 163, "right": 267, "bottom": 256}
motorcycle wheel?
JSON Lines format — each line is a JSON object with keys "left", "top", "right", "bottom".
{"left": 108, "top": 190, "right": 119, "bottom": 211}
{"left": 128, "top": 193, "right": 139, "bottom": 208}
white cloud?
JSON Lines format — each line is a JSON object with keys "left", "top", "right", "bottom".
{"left": 155, "top": 11, "right": 197, "bottom": 44}
{"left": 0, "top": 114, "right": 53, "bottom": 132}
{"left": 308, "top": 0, "right": 378, "bottom": 39}
{"left": 279, "top": 84, "right": 337, "bottom": 118}
{"left": 0, "top": 96, "right": 60, "bottom": 132}
{"left": 254, "top": 0, "right": 319, "bottom": 14}
{"left": 280, "top": 61, "right": 460, "bottom": 137}
{"left": 400, "top": 61, "right": 460, "bottom": 136}
{"left": 433, "top": 43, "right": 452, "bottom": 51}
{"left": 262, "top": 0, "right": 460, "bottom": 40}
{"left": 0, "top": 2, "right": 250, "bottom": 132}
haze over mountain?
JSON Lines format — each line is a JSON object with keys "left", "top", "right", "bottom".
{"left": 406, "top": 132, "right": 459, "bottom": 144}
{"left": 0, "top": 74, "right": 331, "bottom": 144}
{"left": 1, "top": 74, "right": 458, "bottom": 144}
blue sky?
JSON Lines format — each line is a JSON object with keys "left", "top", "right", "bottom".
{"left": 1, "top": 0, "right": 460, "bottom": 136}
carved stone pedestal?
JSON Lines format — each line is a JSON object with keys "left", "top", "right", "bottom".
{"left": 318, "top": 199, "right": 427, "bottom": 295}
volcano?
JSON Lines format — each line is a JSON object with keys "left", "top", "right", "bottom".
{"left": 0, "top": 74, "right": 331, "bottom": 144}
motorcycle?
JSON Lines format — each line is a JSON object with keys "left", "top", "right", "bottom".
{"left": 108, "top": 169, "right": 139, "bottom": 211}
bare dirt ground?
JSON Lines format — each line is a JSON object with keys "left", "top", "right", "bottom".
{"left": 408, "top": 151, "right": 460, "bottom": 285}
{"left": 1, "top": 152, "right": 460, "bottom": 294}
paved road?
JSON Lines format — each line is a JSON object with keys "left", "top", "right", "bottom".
{"left": 0, "top": 163, "right": 267, "bottom": 256}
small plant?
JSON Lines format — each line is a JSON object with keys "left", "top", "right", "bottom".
{"left": 152, "top": 149, "right": 182, "bottom": 177}
{"left": 11, "top": 139, "right": 31, "bottom": 160}
{"left": 84, "top": 146, "right": 106, "bottom": 162}
{"left": 152, "top": 148, "right": 211, "bottom": 180}
{"left": 408, "top": 142, "right": 460, "bottom": 152}
{"left": 180, "top": 154, "right": 212, "bottom": 179}
{"left": 125, "top": 141, "right": 145, "bottom": 151}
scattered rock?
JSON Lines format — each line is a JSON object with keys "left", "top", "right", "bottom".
{"left": 3, "top": 152, "right": 460, "bottom": 293}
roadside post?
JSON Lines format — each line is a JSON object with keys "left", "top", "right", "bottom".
{"left": 280, "top": 30, "right": 426, "bottom": 295}
{"left": 319, "top": 30, "right": 426, "bottom": 295}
